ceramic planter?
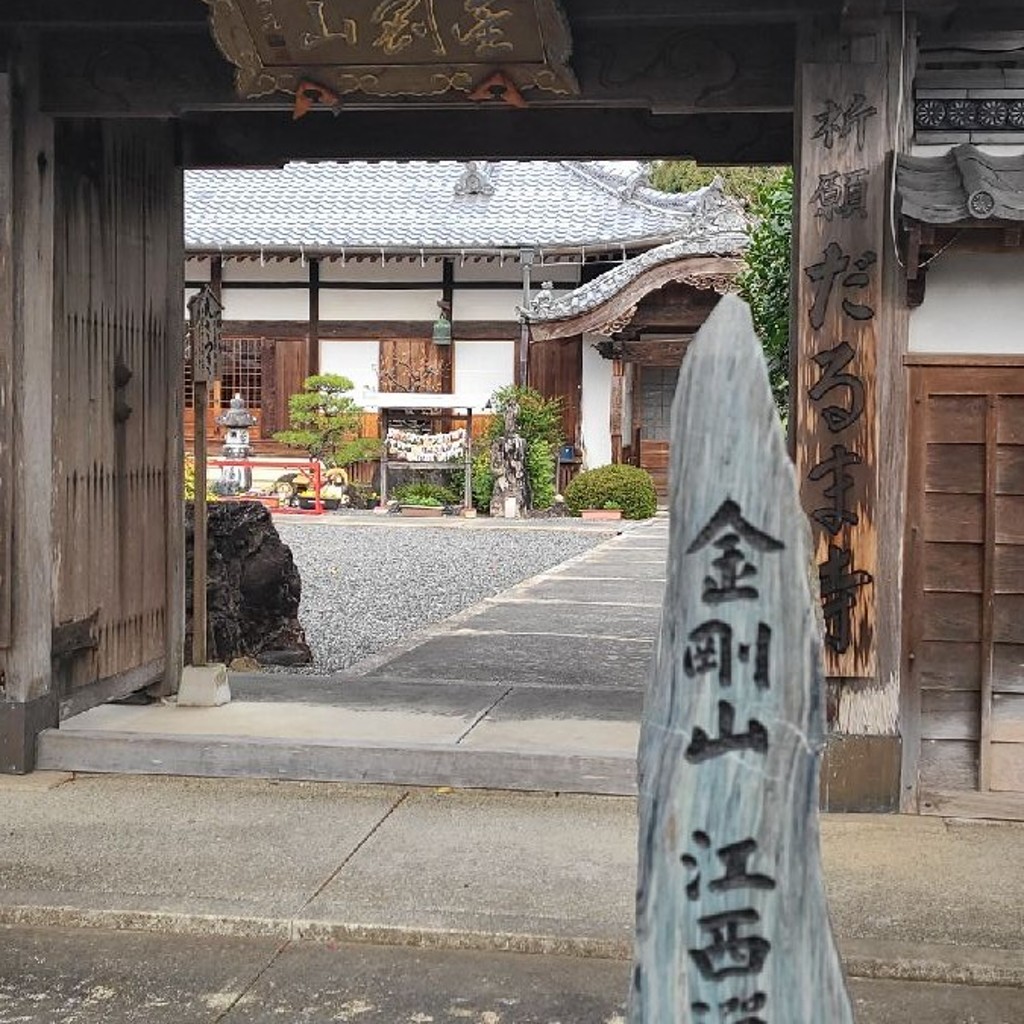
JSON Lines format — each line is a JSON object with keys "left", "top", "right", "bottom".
{"left": 581, "top": 508, "right": 623, "bottom": 521}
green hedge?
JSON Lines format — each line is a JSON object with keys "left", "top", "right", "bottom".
{"left": 564, "top": 464, "right": 658, "bottom": 520}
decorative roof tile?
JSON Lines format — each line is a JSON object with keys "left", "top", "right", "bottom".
{"left": 898, "top": 144, "right": 1024, "bottom": 223}
{"left": 184, "top": 160, "right": 747, "bottom": 254}
{"left": 522, "top": 232, "right": 748, "bottom": 323}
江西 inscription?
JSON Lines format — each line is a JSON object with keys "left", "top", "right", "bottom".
{"left": 203, "top": 0, "right": 578, "bottom": 101}
{"left": 795, "top": 56, "right": 885, "bottom": 677}
{"left": 630, "top": 295, "right": 853, "bottom": 1024}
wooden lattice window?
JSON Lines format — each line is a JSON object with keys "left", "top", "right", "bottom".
{"left": 184, "top": 338, "right": 263, "bottom": 411}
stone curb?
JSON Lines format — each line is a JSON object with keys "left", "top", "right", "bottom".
{"left": 2, "top": 904, "right": 1022, "bottom": 988}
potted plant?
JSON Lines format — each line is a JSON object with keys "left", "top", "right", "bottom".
{"left": 399, "top": 496, "right": 445, "bottom": 518}
{"left": 581, "top": 500, "right": 623, "bottom": 521}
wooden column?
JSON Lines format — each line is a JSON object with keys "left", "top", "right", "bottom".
{"left": 792, "top": 17, "right": 912, "bottom": 763}
{"left": 0, "top": 36, "right": 56, "bottom": 771}
{"left": 159, "top": 150, "right": 185, "bottom": 697}
{"left": 0, "top": 68, "right": 13, "bottom": 651}
{"left": 307, "top": 256, "right": 320, "bottom": 378}
{"left": 440, "top": 258, "right": 454, "bottom": 432}
{"left": 610, "top": 358, "right": 625, "bottom": 464}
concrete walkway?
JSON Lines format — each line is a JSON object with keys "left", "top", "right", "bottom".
{"left": 37, "top": 519, "right": 668, "bottom": 792}
{"left": 2, "top": 772, "right": 1023, "bottom": 991}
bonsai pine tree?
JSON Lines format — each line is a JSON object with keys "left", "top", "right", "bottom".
{"left": 273, "top": 374, "right": 379, "bottom": 467}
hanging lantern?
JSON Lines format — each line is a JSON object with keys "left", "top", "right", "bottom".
{"left": 432, "top": 312, "right": 452, "bottom": 346}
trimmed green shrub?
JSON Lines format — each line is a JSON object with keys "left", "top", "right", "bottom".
{"left": 393, "top": 481, "right": 459, "bottom": 506}
{"left": 526, "top": 436, "right": 556, "bottom": 510}
{"left": 471, "top": 449, "right": 494, "bottom": 512}
{"left": 564, "top": 464, "right": 658, "bottom": 520}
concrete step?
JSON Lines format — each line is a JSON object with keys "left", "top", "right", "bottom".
{"left": 35, "top": 689, "right": 640, "bottom": 794}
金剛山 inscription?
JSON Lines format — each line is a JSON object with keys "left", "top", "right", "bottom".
{"left": 204, "top": 0, "right": 577, "bottom": 102}
{"left": 630, "top": 296, "right": 854, "bottom": 1024}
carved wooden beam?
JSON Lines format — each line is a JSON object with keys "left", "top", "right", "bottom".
{"left": 37, "top": 24, "right": 794, "bottom": 115}
{"left": 182, "top": 108, "right": 793, "bottom": 164}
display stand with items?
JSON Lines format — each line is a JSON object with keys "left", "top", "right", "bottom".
{"left": 368, "top": 394, "right": 476, "bottom": 512}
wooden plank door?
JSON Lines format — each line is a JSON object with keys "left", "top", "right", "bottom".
{"left": 529, "top": 336, "right": 582, "bottom": 446}
{"left": 905, "top": 362, "right": 1024, "bottom": 817}
{"left": 51, "top": 119, "right": 179, "bottom": 715}
{"left": 259, "top": 336, "right": 309, "bottom": 438}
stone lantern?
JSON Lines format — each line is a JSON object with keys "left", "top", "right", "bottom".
{"left": 216, "top": 392, "right": 257, "bottom": 494}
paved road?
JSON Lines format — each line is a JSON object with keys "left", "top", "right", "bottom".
{"left": 2, "top": 926, "right": 1021, "bottom": 1024}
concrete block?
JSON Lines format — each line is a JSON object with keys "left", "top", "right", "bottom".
{"left": 176, "top": 664, "right": 230, "bottom": 707}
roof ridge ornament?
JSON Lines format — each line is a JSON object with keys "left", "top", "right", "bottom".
{"left": 454, "top": 161, "right": 495, "bottom": 197}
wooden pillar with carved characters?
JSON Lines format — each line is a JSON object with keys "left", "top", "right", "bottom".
{"left": 792, "top": 14, "right": 913, "bottom": 809}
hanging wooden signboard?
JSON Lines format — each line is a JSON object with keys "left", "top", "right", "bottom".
{"left": 794, "top": 51, "right": 886, "bottom": 678}
{"left": 204, "top": 0, "right": 578, "bottom": 102}
{"left": 630, "top": 295, "right": 853, "bottom": 1024}
{"left": 187, "top": 285, "right": 222, "bottom": 384}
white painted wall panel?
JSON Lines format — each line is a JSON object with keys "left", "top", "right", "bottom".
{"left": 320, "top": 258, "right": 440, "bottom": 283}
{"left": 909, "top": 253, "right": 1024, "bottom": 353}
{"left": 222, "top": 288, "right": 309, "bottom": 321}
{"left": 453, "top": 289, "right": 520, "bottom": 321}
{"left": 454, "top": 340, "right": 514, "bottom": 408}
{"left": 185, "top": 258, "right": 211, "bottom": 282}
{"left": 320, "top": 289, "right": 440, "bottom": 320}
{"left": 581, "top": 336, "right": 612, "bottom": 469}
{"left": 222, "top": 260, "right": 310, "bottom": 282}
{"left": 319, "top": 340, "right": 381, "bottom": 394}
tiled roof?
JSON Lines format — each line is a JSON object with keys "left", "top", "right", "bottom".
{"left": 522, "top": 232, "right": 747, "bottom": 323}
{"left": 898, "top": 144, "right": 1024, "bottom": 223}
{"left": 184, "top": 160, "right": 747, "bottom": 254}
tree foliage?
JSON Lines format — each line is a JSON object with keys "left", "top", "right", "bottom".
{"left": 274, "top": 373, "right": 380, "bottom": 466}
{"left": 649, "top": 161, "right": 787, "bottom": 206}
{"left": 736, "top": 168, "right": 794, "bottom": 416}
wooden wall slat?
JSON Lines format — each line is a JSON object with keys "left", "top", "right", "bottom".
{"left": 918, "top": 738, "right": 978, "bottom": 791}
{"left": 921, "top": 592, "right": 982, "bottom": 643}
{"left": 922, "top": 542, "right": 982, "bottom": 593}
{"left": 923, "top": 492, "right": 984, "bottom": 543}
{"left": 992, "top": 694, "right": 1024, "bottom": 743}
{"left": 995, "top": 496, "right": 1024, "bottom": 544}
{"left": 925, "top": 395, "right": 986, "bottom": 443}
{"left": 528, "top": 336, "right": 582, "bottom": 446}
{"left": 996, "top": 446, "right": 1024, "bottom": 494}
{"left": 994, "top": 595, "right": 1024, "bottom": 644}
{"left": 925, "top": 444, "right": 984, "bottom": 493}
{"left": 997, "top": 396, "right": 1024, "bottom": 444}
{"left": 921, "top": 689, "right": 980, "bottom": 740}
{"left": 917, "top": 640, "right": 981, "bottom": 691}
{"left": 993, "top": 644, "right": 1024, "bottom": 694}
{"left": 994, "top": 544, "right": 1024, "bottom": 593}
{"left": 991, "top": 743, "right": 1024, "bottom": 791}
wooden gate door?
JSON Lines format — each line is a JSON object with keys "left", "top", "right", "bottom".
{"left": 904, "top": 360, "right": 1024, "bottom": 818}
{"left": 529, "top": 336, "right": 582, "bottom": 446}
{"left": 51, "top": 120, "right": 181, "bottom": 717}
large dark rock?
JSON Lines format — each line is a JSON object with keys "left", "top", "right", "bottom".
{"left": 185, "top": 502, "right": 311, "bottom": 666}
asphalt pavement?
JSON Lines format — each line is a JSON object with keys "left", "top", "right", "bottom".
{"left": 2, "top": 926, "right": 1021, "bottom": 1023}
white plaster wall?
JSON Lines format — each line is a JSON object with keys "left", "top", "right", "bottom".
{"left": 453, "top": 260, "right": 580, "bottom": 283}
{"left": 222, "top": 288, "right": 309, "bottom": 321}
{"left": 319, "top": 340, "right": 381, "bottom": 394}
{"left": 185, "top": 258, "right": 210, "bottom": 282}
{"left": 581, "top": 335, "right": 612, "bottom": 469}
{"left": 320, "top": 289, "right": 441, "bottom": 320}
{"left": 320, "top": 258, "right": 440, "bottom": 283}
{"left": 452, "top": 289, "right": 520, "bottom": 321}
{"left": 454, "top": 340, "right": 515, "bottom": 409}
{"left": 222, "top": 260, "right": 310, "bottom": 282}
{"left": 909, "top": 253, "right": 1024, "bottom": 353}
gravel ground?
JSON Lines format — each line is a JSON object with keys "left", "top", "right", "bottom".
{"left": 273, "top": 520, "right": 616, "bottom": 674}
